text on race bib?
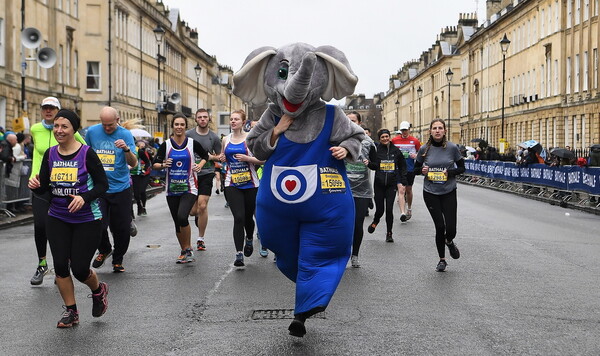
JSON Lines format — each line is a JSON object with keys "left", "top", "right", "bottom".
{"left": 320, "top": 173, "right": 346, "bottom": 189}
{"left": 232, "top": 171, "right": 252, "bottom": 184}
{"left": 97, "top": 153, "right": 116, "bottom": 171}
{"left": 380, "top": 160, "right": 395, "bottom": 171}
{"left": 427, "top": 170, "right": 447, "bottom": 182}
{"left": 50, "top": 167, "right": 77, "bottom": 183}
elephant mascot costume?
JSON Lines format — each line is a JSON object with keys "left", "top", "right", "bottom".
{"left": 233, "top": 43, "right": 365, "bottom": 337}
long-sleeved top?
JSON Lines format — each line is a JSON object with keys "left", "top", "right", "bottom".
{"left": 367, "top": 142, "right": 407, "bottom": 186}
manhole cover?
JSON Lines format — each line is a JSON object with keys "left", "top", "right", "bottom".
{"left": 251, "top": 309, "right": 326, "bottom": 320}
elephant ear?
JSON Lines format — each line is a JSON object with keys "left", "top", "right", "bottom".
{"left": 315, "top": 46, "right": 358, "bottom": 101}
{"left": 233, "top": 46, "right": 277, "bottom": 104}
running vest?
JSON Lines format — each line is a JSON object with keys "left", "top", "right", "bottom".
{"left": 165, "top": 138, "right": 198, "bottom": 196}
{"left": 48, "top": 145, "right": 102, "bottom": 223}
{"left": 223, "top": 134, "right": 260, "bottom": 189}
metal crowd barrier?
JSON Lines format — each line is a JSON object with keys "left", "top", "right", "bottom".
{"left": 459, "top": 160, "right": 600, "bottom": 211}
{"left": 0, "top": 160, "right": 33, "bottom": 217}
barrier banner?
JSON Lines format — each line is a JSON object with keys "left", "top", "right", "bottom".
{"left": 464, "top": 161, "right": 600, "bottom": 195}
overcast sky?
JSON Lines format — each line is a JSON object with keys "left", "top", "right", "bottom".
{"left": 163, "top": 0, "right": 485, "bottom": 98}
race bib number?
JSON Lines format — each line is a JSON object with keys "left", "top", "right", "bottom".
{"left": 427, "top": 169, "right": 447, "bottom": 183}
{"left": 380, "top": 160, "right": 395, "bottom": 172}
{"left": 50, "top": 167, "right": 77, "bottom": 183}
{"left": 97, "top": 153, "right": 116, "bottom": 171}
{"left": 232, "top": 171, "right": 251, "bottom": 184}
{"left": 319, "top": 167, "right": 346, "bottom": 194}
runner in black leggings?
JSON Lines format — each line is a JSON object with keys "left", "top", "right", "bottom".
{"left": 366, "top": 129, "right": 407, "bottom": 242}
{"left": 153, "top": 114, "right": 208, "bottom": 264}
{"left": 28, "top": 109, "right": 109, "bottom": 328}
{"left": 414, "top": 119, "right": 464, "bottom": 272}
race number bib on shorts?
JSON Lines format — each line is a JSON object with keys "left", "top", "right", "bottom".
{"left": 96, "top": 149, "right": 116, "bottom": 171}
{"left": 319, "top": 167, "right": 346, "bottom": 194}
{"left": 427, "top": 168, "right": 447, "bottom": 184}
{"left": 380, "top": 160, "right": 395, "bottom": 172}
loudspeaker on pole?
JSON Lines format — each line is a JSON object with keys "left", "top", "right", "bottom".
{"left": 21, "top": 27, "right": 42, "bottom": 49}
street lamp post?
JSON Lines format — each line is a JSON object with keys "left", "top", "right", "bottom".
{"left": 194, "top": 62, "right": 202, "bottom": 109}
{"left": 153, "top": 25, "right": 165, "bottom": 137}
{"left": 417, "top": 86, "right": 423, "bottom": 141}
{"left": 395, "top": 98, "right": 400, "bottom": 131}
{"left": 500, "top": 34, "right": 511, "bottom": 143}
{"left": 446, "top": 68, "right": 454, "bottom": 138}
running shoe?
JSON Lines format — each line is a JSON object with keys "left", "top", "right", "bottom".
{"left": 436, "top": 260, "right": 448, "bottom": 272}
{"left": 446, "top": 241, "right": 460, "bottom": 259}
{"left": 30, "top": 265, "right": 49, "bottom": 285}
{"left": 112, "top": 264, "right": 125, "bottom": 273}
{"left": 400, "top": 213, "right": 407, "bottom": 222}
{"left": 385, "top": 232, "right": 394, "bottom": 243}
{"left": 288, "top": 318, "right": 307, "bottom": 337}
{"left": 406, "top": 209, "right": 412, "bottom": 221}
{"left": 130, "top": 221, "right": 138, "bottom": 237}
{"left": 57, "top": 308, "right": 79, "bottom": 328}
{"left": 234, "top": 252, "right": 245, "bottom": 267}
{"left": 92, "top": 250, "right": 113, "bottom": 269}
{"left": 244, "top": 238, "right": 254, "bottom": 257}
{"left": 90, "top": 282, "right": 109, "bottom": 317}
{"left": 139, "top": 207, "right": 147, "bottom": 217}
{"left": 196, "top": 239, "right": 206, "bottom": 251}
{"left": 259, "top": 246, "right": 269, "bottom": 258}
{"left": 367, "top": 221, "right": 378, "bottom": 234}
{"left": 184, "top": 248, "right": 195, "bottom": 263}
{"left": 176, "top": 251, "right": 187, "bottom": 264}
{"left": 351, "top": 255, "right": 361, "bottom": 268}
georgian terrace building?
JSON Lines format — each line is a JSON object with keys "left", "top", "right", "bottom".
{"left": 0, "top": 0, "right": 242, "bottom": 138}
{"left": 383, "top": 0, "right": 600, "bottom": 153}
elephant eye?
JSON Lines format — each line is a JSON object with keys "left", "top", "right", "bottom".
{"left": 277, "top": 64, "right": 289, "bottom": 80}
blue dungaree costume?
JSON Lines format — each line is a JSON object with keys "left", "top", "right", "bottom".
{"left": 256, "top": 105, "right": 354, "bottom": 315}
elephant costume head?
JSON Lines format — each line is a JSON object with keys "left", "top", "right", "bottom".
{"left": 233, "top": 43, "right": 358, "bottom": 118}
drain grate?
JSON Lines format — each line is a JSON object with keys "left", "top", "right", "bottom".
{"left": 252, "top": 309, "right": 294, "bottom": 320}
{"left": 251, "top": 309, "right": 326, "bottom": 320}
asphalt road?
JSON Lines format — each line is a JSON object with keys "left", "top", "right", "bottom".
{"left": 1, "top": 179, "right": 600, "bottom": 355}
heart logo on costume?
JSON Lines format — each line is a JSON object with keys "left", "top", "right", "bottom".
{"left": 284, "top": 180, "right": 296, "bottom": 192}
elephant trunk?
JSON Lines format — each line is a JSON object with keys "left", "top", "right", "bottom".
{"left": 283, "top": 52, "right": 317, "bottom": 104}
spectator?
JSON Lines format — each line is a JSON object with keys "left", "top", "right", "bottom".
{"left": 589, "top": 145, "right": 600, "bottom": 167}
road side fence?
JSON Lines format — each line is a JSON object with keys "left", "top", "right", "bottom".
{"left": 460, "top": 160, "right": 600, "bottom": 209}
{"left": 0, "top": 160, "right": 33, "bottom": 217}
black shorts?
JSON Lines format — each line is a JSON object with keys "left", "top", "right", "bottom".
{"left": 399, "top": 172, "right": 416, "bottom": 186}
{"left": 197, "top": 173, "right": 215, "bottom": 196}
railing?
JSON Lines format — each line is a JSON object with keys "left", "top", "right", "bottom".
{"left": 461, "top": 160, "right": 600, "bottom": 209}
{"left": 0, "top": 160, "right": 33, "bottom": 217}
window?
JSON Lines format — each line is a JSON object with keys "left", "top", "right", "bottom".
{"left": 66, "top": 40, "right": 71, "bottom": 86}
{"left": 567, "top": 57, "right": 572, "bottom": 94}
{"left": 576, "top": 0, "right": 581, "bottom": 24}
{"left": 74, "top": 0, "right": 79, "bottom": 17}
{"left": 585, "top": 0, "right": 590, "bottom": 20}
{"left": 74, "top": 50, "right": 78, "bottom": 87}
{"left": 575, "top": 54, "right": 580, "bottom": 92}
{"left": 596, "top": 0, "right": 599, "bottom": 16}
{"left": 594, "top": 49, "right": 598, "bottom": 88}
{"left": 555, "top": 1, "right": 559, "bottom": 33}
{"left": 541, "top": 65, "right": 545, "bottom": 99}
{"left": 86, "top": 61, "right": 100, "bottom": 90}
{"left": 584, "top": 51, "right": 589, "bottom": 91}
{"left": 568, "top": 0, "right": 572, "bottom": 27}
{"left": 554, "top": 60, "right": 559, "bottom": 96}
{"left": 541, "top": 10, "right": 545, "bottom": 39}
{"left": 57, "top": 45, "right": 63, "bottom": 84}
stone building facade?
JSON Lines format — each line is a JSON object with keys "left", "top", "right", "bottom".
{"left": 0, "top": 0, "right": 242, "bottom": 138}
{"left": 383, "top": 0, "right": 600, "bottom": 153}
